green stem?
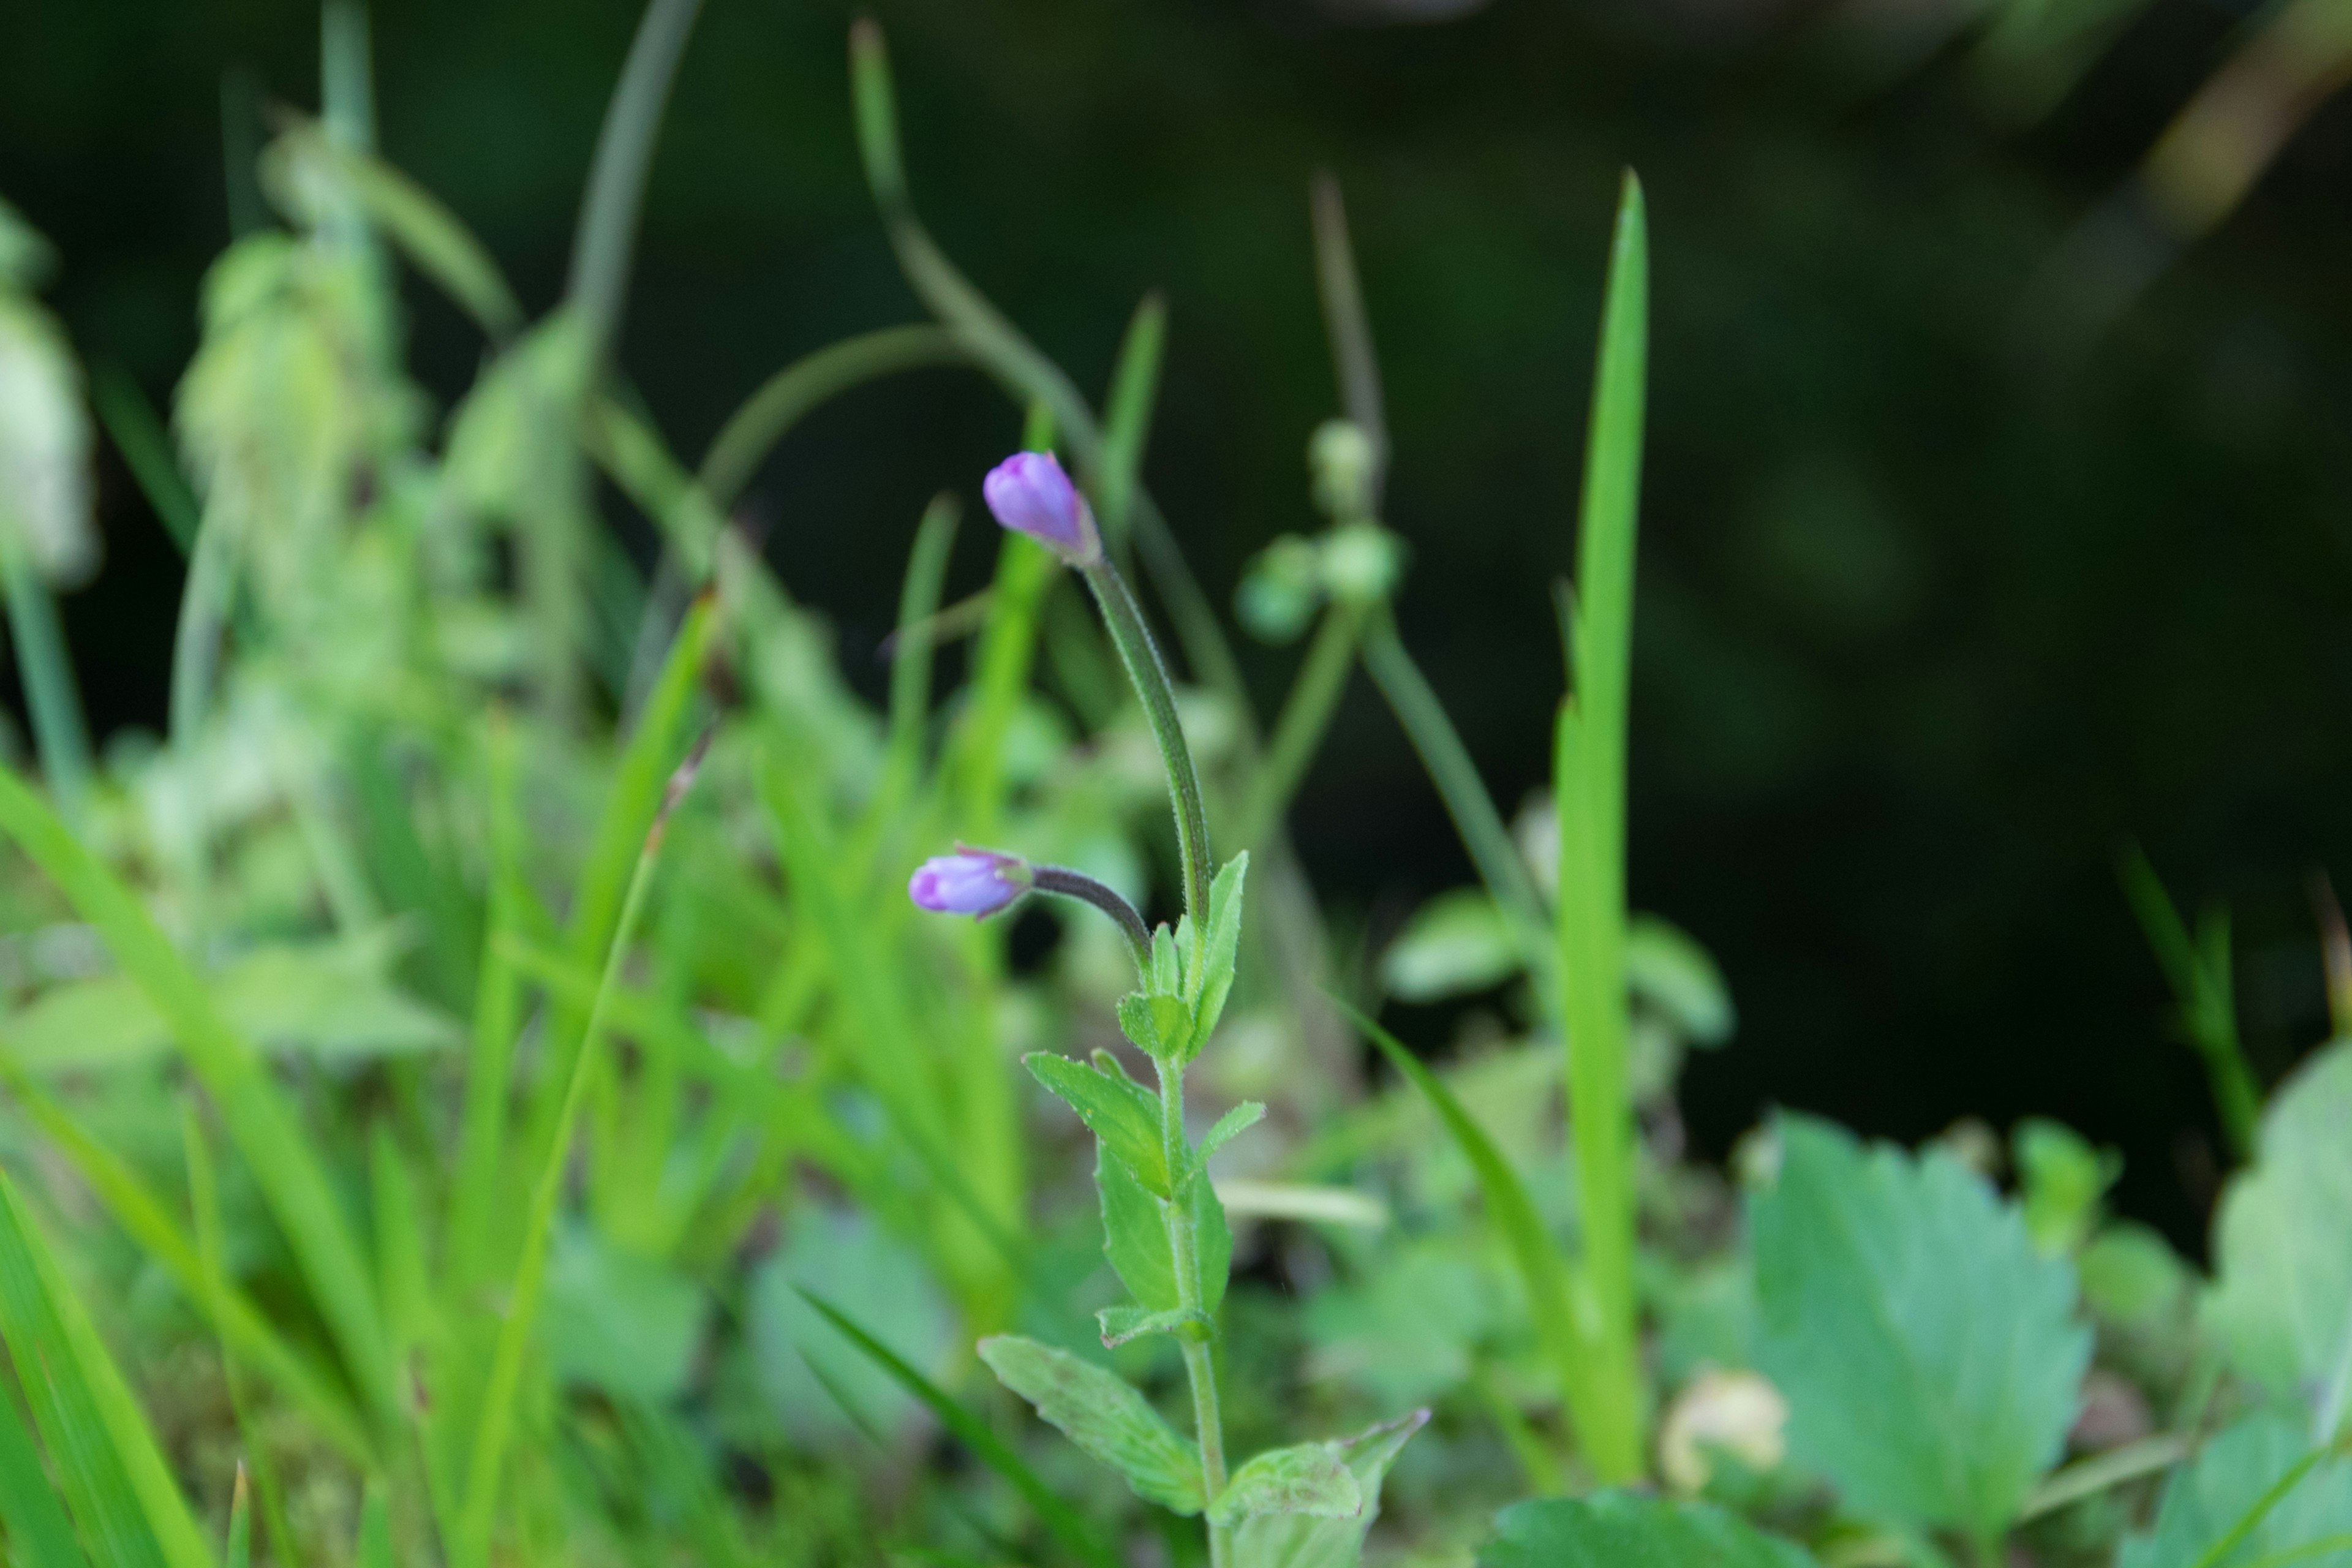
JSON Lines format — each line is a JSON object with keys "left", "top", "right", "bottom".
{"left": 1236, "top": 600, "right": 1366, "bottom": 851}
{"left": 1155, "top": 1058, "right": 1229, "bottom": 1566}
{"left": 1082, "top": 560, "right": 1212, "bottom": 965}
{"left": 0, "top": 524, "right": 92, "bottom": 826}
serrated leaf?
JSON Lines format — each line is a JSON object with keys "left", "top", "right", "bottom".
{"left": 1192, "top": 851, "right": 1250, "bottom": 1045}
{"left": 1115, "top": 992, "right": 1195, "bottom": 1065}
{"left": 2118, "top": 1414, "right": 2352, "bottom": 1568}
{"left": 1028, "top": 1052, "right": 1170, "bottom": 1194}
{"left": 1229, "top": 1409, "right": 1427, "bottom": 1568}
{"left": 1749, "top": 1115, "right": 2090, "bottom": 1539}
{"left": 1099, "top": 1142, "right": 1178, "bottom": 1312}
{"left": 2206, "top": 1042, "right": 2352, "bottom": 1408}
{"left": 1200, "top": 1101, "right": 1267, "bottom": 1164}
{"left": 1097, "top": 1304, "right": 1208, "bottom": 1348}
{"left": 978, "top": 1335, "right": 1204, "bottom": 1515}
{"left": 1212, "top": 1442, "right": 1361, "bottom": 1526}
{"left": 1480, "top": 1491, "right": 1819, "bottom": 1568}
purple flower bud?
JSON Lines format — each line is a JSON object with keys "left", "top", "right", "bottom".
{"left": 982, "top": 451, "right": 1101, "bottom": 564}
{"left": 908, "top": 847, "right": 1032, "bottom": 918}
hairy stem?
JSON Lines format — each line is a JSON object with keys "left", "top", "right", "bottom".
{"left": 1155, "top": 1057, "right": 1229, "bottom": 1564}
{"left": 1082, "top": 560, "right": 1212, "bottom": 971}
{"left": 1030, "top": 865, "right": 1152, "bottom": 974}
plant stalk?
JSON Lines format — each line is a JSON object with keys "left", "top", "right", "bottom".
{"left": 1155, "top": 1055, "right": 1229, "bottom": 1566}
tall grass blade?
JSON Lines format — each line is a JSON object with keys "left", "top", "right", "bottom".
{"left": 89, "top": 367, "right": 200, "bottom": 556}
{"left": 0, "top": 766, "right": 399, "bottom": 1426}
{"left": 1098, "top": 293, "right": 1165, "bottom": 538}
{"left": 795, "top": 1291, "right": 1121, "bottom": 1568}
{"left": 0, "top": 1376, "right": 92, "bottom": 1568}
{"left": 457, "top": 728, "right": 711, "bottom": 1568}
{"left": 1551, "top": 169, "right": 1650, "bottom": 1485}
{"left": 0, "top": 528, "right": 94, "bottom": 826}
{"left": 2118, "top": 843, "right": 2260, "bottom": 1157}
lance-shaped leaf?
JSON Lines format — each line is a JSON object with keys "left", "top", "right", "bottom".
{"left": 1117, "top": 992, "right": 1195, "bottom": 1065}
{"left": 1211, "top": 1442, "right": 1361, "bottom": 1526}
{"left": 978, "top": 1335, "right": 1205, "bottom": 1515}
{"left": 1200, "top": 1101, "right": 1267, "bottom": 1164}
{"left": 1096, "top": 1304, "right": 1210, "bottom": 1348}
{"left": 1098, "top": 1148, "right": 1232, "bottom": 1325}
{"left": 1480, "top": 1492, "right": 1819, "bottom": 1568}
{"left": 1189, "top": 852, "right": 1250, "bottom": 1048}
{"left": 1749, "top": 1114, "right": 2090, "bottom": 1540}
{"left": 1027, "top": 1051, "right": 1170, "bottom": 1194}
{"left": 1229, "top": 1409, "right": 1428, "bottom": 1568}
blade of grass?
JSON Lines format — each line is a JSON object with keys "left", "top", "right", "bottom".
{"left": 567, "top": 0, "right": 706, "bottom": 371}
{"left": 448, "top": 712, "right": 527, "bottom": 1293}
{"left": 0, "top": 1376, "right": 92, "bottom": 1568}
{"left": 222, "top": 1471, "right": 247, "bottom": 1568}
{"left": 872, "top": 493, "right": 960, "bottom": 832}
{"left": 0, "top": 522, "right": 94, "bottom": 827}
{"left": 1551, "top": 169, "right": 1650, "bottom": 1485}
{"left": 698, "top": 326, "right": 971, "bottom": 514}
{"left": 2117, "top": 844, "right": 2260, "bottom": 1158}
{"left": 1097, "top": 294, "right": 1166, "bottom": 540}
{"left": 455, "top": 729, "right": 710, "bottom": 1568}
{"left": 0, "top": 1060, "right": 373, "bottom": 1464}
{"left": 1341, "top": 1003, "right": 1591, "bottom": 1478}
{"left": 0, "top": 764, "right": 399, "bottom": 1427}
{"left": 796, "top": 1290, "right": 1120, "bottom": 1568}
{"left": 0, "top": 1175, "right": 213, "bottom": 1568}
{"left": 89, "top": 366, "right": 200, "bottom": 557}
{"left": 183, "top": 1109, "right": 302, "bottom": 1568}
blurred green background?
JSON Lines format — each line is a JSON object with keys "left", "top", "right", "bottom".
{"left": 5, "top": 0, "right": 2350, "bottom": 1246}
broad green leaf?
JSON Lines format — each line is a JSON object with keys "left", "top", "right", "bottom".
{"left": 2206, "top": 1042, "right": 2352, "bottom": 1408}
{"left": 2118, "top": 1415, "right": 2352, "bottom": 1568}
{"left": 2013, "top": 1118, "right": 2119, "bottom": 1256}
{"left": 1380, "top": 889, "right": 1520, "bottom": 1003}
{"left": 1191, "top": 851, "right": 1249, "bottom": 1046}
{"left": 748, "top": 1207, "right": 951, "bottom": 1443}
{"left": 1480, "top": 1491, "right": 1817, "bottom": 1568}
{"left": 1099, "top": 1142, "right": 1178, "bottom": 1314}
{"left": 0, "top": 1372, "right": 92, "bottom": 1568}
{"left": 2078, "top": 1222, "right": 2193, "bottom": 1329}
{"left": 1, "top": 932, "right": 457, "bottom": 1071}
{"left": 796, "top": 1296, "right": 1119, "bottom": 1568}
{"left": 543, "top": 1224, "right": 706, "bottom": 1404}
{"left": 1749, "top": 1114, "right": 2090, "bottom": 1539}
{"left": 0, "top": 289, "right": 97, "bottom": 586}
{"left": 1211, "top": 1442, "right": 1361, "bottom": 1526}
{"left": 977, "top": 1335, "right": 1205, "bottom": 1515}
{"left": 1096, "top": 1304, "right": 1208, "bottom": 1348}
{"left": 1027, "top": 1052, "right": 1170, "bottom": 1194}
{"left": 1228, "top": 1409, "right": 1427, "bottom": 1568}
{"left": 1200, "top": 1101, "right": 1267, "bottom": 1164}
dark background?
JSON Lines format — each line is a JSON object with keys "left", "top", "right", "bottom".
{"left": 7, "top": 0, "right": 2352, "bottom": 1248}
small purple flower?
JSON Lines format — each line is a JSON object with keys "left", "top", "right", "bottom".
{"left": 908, "top": 847, "right": 1032, "bottom": 918}
{"left": 982, "top": 451, "right": 1101, "bottom": 564}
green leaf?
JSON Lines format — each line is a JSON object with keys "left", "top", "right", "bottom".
{"left": 1749, "top": 1114, "right": 2090, "bottom": 1539}
{"left": 1624, "top": 914, "right": 1735, "bottom": 1046}
{"left": 0, "top": 1373, "right": 92, "bottom": 1568}
{"left": 751, "top": 1207, "right": 951, "bottom": 1443}
{"left": 1096, "top": 1305, "right": 1208, "bottom": 1348}
{"left": 1228, "top": 1409, "right": 1427, "bottom": 1568}
{"left": 2118, "top": 1415, "right": 2352, "bottom": 1568}
{"left": 1116, "top": 992, "right": 1194, "bottom": 1064}
{"left": 1191, "top": 851, "right": 1249, "bottom": 1046}
{"left": 977, "top": 1335, "right": 1205, "bottom": 1516}
{"left": 1189, "top": 1166, "right": 1232, "bottom": 1320}
{"left": 1151, "top": 925, "right": 1181, "bottom": 995}
{"left": 796, "top": 1296, "right": 1120, "bottom": 1568}
{"left": 1211, "top": 1443, "right": 1361, "bottom": 1526}
{"left": 543, "top": 1224, "right": 706, "bottom": 1404}
{"left": 2013, "top": 1117, "right": 2119, "bottom": 1256}
{"left": 1380, "top": 890, "right": 1521, "bottom": 1003}
{"left": 2206, "top": 1042, "right": 2352, "bottom": 1409}
{"left": 1098, "top": 1144, "right": 1177, "bottom": 1313}
{"left": 1027, "top": 1052, "right": 1170, "bottom": 1194}
{"left": 1200, "top": 1101, "right": 1267, "bottom": 1164}
{"left": 1480, "top": 1492, "right": 1818, "bottom": 1568}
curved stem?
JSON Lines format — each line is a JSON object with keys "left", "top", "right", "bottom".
{"left": 1082, "top": 560, "right": 1212, "bottom": 976}
{"left": 1030, "top": 865, "right": 1152, "bottom": 974}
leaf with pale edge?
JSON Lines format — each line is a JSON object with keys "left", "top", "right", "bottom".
{"left": 1191, "top": 853, "right": 1250, "bottom": 1049}
{"left": 1749, "top": 1115, "right": 2089, "bottom": 1539}
{"left": 2118, "top": 1414, "right": 2352, "bottom": 1568}
{"left": 1027, "top": 1052, "right": 1170, "bottom": 1194}
{"left": 2206, "top": 1042, "right": 2352, "bottom": 1407}
{"left": 1097, "top": 1304, "right": 1208, "bottom": 1348}
{"left": 1211, "top": 1442, "right": 1361, "bottom": 1526}
{"left": 1229, "top": 1409, "right": 1427, "bottom": 1568}
{"left": 978, "top": 1335, "right": 1204, "bottom": 1515}
{"left": 1480, "top": 1491, "right": 1818, "bottom": 1568}
{"left": 1201, "top": 1101, "right": 1267, "bottom": 1164}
